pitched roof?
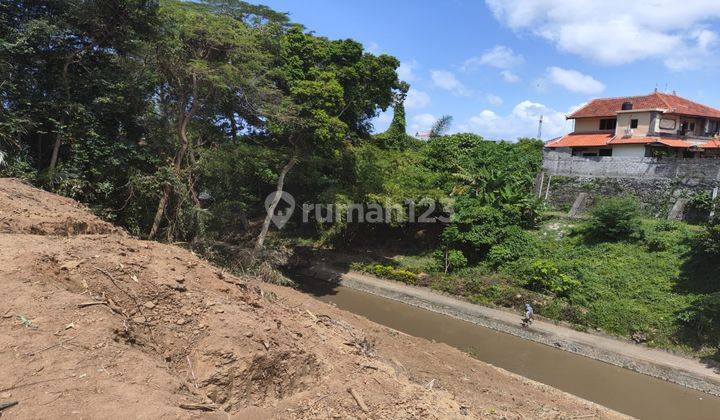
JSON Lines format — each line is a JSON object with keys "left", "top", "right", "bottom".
{"left": 568, "top": 92, "right": 720, "bottom": 119}
{"left": 546, "top": 134, "right": 716, "bottom": 149}
{"left": 545, "top": 133, "right": 613, "bottom": 148}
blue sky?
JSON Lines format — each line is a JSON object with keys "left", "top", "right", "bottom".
{"left": 262, "top": 0, "right": 720, "bottom": 141}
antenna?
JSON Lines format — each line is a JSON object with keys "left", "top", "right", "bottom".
{"left": 537, "top": 115, "right": 543, "bottom": 140}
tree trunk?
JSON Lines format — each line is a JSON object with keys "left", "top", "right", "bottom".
{"left": 49, "top": 57, "right": 74, "bottom": 174}
{"left": 148, "top": 76, "right": 199, "bottom": 239}
{"left": 48, "top": 136, "right": 61, "bottom": 173}
{"left": 148, "top": 126, "right": 190, "bottom": 239}
{"left": 254, "top": 154, "right": 298, "bottom": 253}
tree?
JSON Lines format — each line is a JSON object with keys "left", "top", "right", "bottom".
{"left": 429, "top": 115, "right": 453, "bottom": 138}
{"left": 147, "top": 0, "right": 277, "bottom": 239}
{"left": 253, "top": 27, "right": 401, "bottom": 251}
{"left": 0, "top": 0, "right": 159, "bottom": 175}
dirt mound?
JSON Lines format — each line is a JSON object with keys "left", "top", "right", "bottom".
{"left": 0, "top": 178, "right": 624, "bottom": 419}
{"left": 0, "top": 178, "right": 117, "bottom": 235}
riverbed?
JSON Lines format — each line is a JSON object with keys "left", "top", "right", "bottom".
{"left": 299, "top": 279, "right": 720, "bottom": 419}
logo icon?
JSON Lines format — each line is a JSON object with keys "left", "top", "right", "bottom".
{"left": 264, "top": 191, "right": 295, "bottom": 229}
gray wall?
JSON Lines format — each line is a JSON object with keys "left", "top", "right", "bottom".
{"left": 543, "top": 150, "right": 720, "bottom": 183}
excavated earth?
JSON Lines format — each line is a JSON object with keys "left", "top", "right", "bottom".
{"left": 0, "top": 178, "right": 625, "bottom": 419}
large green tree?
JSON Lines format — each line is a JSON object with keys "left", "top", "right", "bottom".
{"left": 147, "top": 0, "right": 279, "bottom": 239}
{"left": 254, "top": 27, "right": 401, "bottom": 251}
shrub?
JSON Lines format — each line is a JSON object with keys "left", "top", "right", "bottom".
{"left": 351, "top": 262, "right": 417, "bottom": 284}
{"left": 433, "top": 249, "right": 468, "bottom": 273}
{"left": 688, "top": 191, "right": 714, "bottom": 214}
{"left": 701, "top": 222, "right": 720, "bottom": 256}
{"left": 486, "top": 226, "right": 538, "bottom": 267}
{"left": 583, "top": 196, "right": 641, "bottom": 242}
{"left": 524, "top": 259, "right": 580, "bottom": 297}
{"left": 677, "top": 293, "right": 720, "bottom": 340}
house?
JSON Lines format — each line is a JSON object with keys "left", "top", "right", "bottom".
{"left": 545, "top": 91, "right": 720, "bottom": 158}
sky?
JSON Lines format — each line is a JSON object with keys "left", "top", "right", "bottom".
{"left": 261, "top": 0, "right": 720, "bottom": 141}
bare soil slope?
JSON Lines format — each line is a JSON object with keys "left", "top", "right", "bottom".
{"left": 0, "top": 178, "right": 624, "bottom": 419}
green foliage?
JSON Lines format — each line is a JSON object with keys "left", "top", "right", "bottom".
{"left": 432, "top": 249, "right": 468, "bottom": 273}
{"left": 523, "top": 259, "right": 580, "bottom": 297}
{"left": 583, "top": 196, "right": 641, "bottom": 241}
{"left": 701, "top": 221, "right": 720, "bottom": 256}
{"left": 350, "top": 262, "right": 417, "bottom": 284}
{"left": 486, "top": 226, "right": 538, "bottom": 267}
{"left": 688, "top": 191, "right": 714, "bottom": 214}
{"left": 677, "top": 293, "right": 720, "bottom": 342}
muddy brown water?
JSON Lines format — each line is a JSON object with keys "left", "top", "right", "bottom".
{"left": 298, "top": 279, "right": 720, "bottom": 419}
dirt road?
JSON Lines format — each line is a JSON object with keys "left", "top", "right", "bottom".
{"left": 0, "top": 178, "right": 623, "bottom": 418}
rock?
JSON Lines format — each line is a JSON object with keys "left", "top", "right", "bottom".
{"left": 632, "top": 331, "right": 647, "bottom": 343}
{"left": 171, "top": 284, "right": 187, "bottom": 292}
{"left": 176, "top": 318, "right": 187, "bottom": 325}
{"left": 143, "top": 301, "right": 156, "bottom": 309}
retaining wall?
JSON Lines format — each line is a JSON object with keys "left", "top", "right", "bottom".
{"left": 541, "top": 151, "right": 720, "bottom": 218}
{"left": 542, "top": 150, "right": 720, "bottom": 183}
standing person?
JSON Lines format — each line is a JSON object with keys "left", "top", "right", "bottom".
{"left": 522, "top": 303, "right": 534, "bottom": 326}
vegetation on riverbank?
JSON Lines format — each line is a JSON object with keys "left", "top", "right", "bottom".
{"left": 4, "top": 0, "right": 720, "bottom": 363}
{"left": 345, "top": 212, "right": 720, "bottom": 360}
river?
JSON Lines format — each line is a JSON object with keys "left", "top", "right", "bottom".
{"left": 298, "top": 279, "right": 720, "bottom": 419}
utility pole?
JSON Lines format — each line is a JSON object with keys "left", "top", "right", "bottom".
{"left": 537, "top": 115, "right": 543, "bottom": 140}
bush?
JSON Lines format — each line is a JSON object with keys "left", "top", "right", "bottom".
{"left": 701, "top": 222, "right": 720, "bottom": 256}
{"left": 486, "top": 226, "right": 538, "bottom": 267}
{"left": 677, "top": 292, "right": 720, "bottom": 340}
{"left": 433, "top": 249, "right": 468, "bottom": 273}
{"left": 351, "top": 262, "right": 417, "bottom": 284}
{"left": 583, "top": 196, "right": 641, "bottom": 241}
{"left": 524, "top": 259, "right": 580, "bottom": 297}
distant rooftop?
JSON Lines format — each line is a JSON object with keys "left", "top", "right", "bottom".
{"left": 568, "top": 92, "right": 720, "bottom": 120}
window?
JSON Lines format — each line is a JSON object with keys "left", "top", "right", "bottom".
{"left": 689, "top": 122, "right": 696, "bottom": 132}
{"left": 659, "top": 118, "right": 676, "bottom": 130}
{"left": 630, "top": 119, "right": 638, "bottom": 129}
{"left": 599, "top": 148, "right": 613, "bottom": 156}
{"left": 709, "top": 120, "right": 719, "bottom": 134}
{"left": 599, "top": 118, "right": 617, "bottom": 130}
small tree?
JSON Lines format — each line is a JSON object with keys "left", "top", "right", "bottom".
{"left": 584, "top": 196, "right": 641, "bottom": 241}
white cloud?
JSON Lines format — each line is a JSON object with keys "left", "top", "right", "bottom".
{"left": 397, "top": 60, "right": 419, "bottom": 82}
{"left": 465, "top": 100, "right": 573, "bottom": 141}
{"left": 430, "top": 70, "right": 470, "bottom": 96}
{"left": 462, "top": 45, "right": 524, "bottom": 71}
{"left": 546, "top": 67, "right": 605, "bottom": 94}
{"left": 405, "top": 88, "right": 431, "bottom": 109}
{"left": 486, "top": 94, "right": 503, "bottom": 107}
{"left": 500, "top": 70, "right": 521, "bottom": 83}
{"left": 665, "top": 29, "right": 719, "bottom": 70}
{"left": 485, "top": 0, "right": 720, "bottom": 69}
{"left": 366, "top": 42, "right": 382, "bottom": 55}
{"left": 409, "top": 113, "right": 437, "bottom": 135}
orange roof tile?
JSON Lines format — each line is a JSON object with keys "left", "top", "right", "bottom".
{"left": 699, "top": 139, "right": 720, "bottom": 149}
{"left": 545, "top": 133, "right": 613, "bottom": 148}
{"left": 546, "top": 134, "right": 717, "bottom": 149}
{"left": 568, "top": 92, "right": 720, "bottom": 119}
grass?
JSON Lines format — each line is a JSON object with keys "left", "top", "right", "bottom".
{"left": 348, "top": 215, "right": 720, "bottom": 360}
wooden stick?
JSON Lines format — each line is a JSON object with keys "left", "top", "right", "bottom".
{"left": 93, "top": 266, "right": 136, "bottom": 303}
{"left": 186, "top": 355, "right": 198, "bottom": 389}
{"left": 78, "top": 301, "right": 108, "bottom": 308}
{"left": 347, "top": 387, "right": 369, "bottom": 413}
{"left": 27, "top": 336, "right": 76, "bottom": 356}
{"left": 0, "top": 401, "right": 18, "bottom": 411}
{"left": 179, "top": 403, "right": 217, "bottom": 411}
